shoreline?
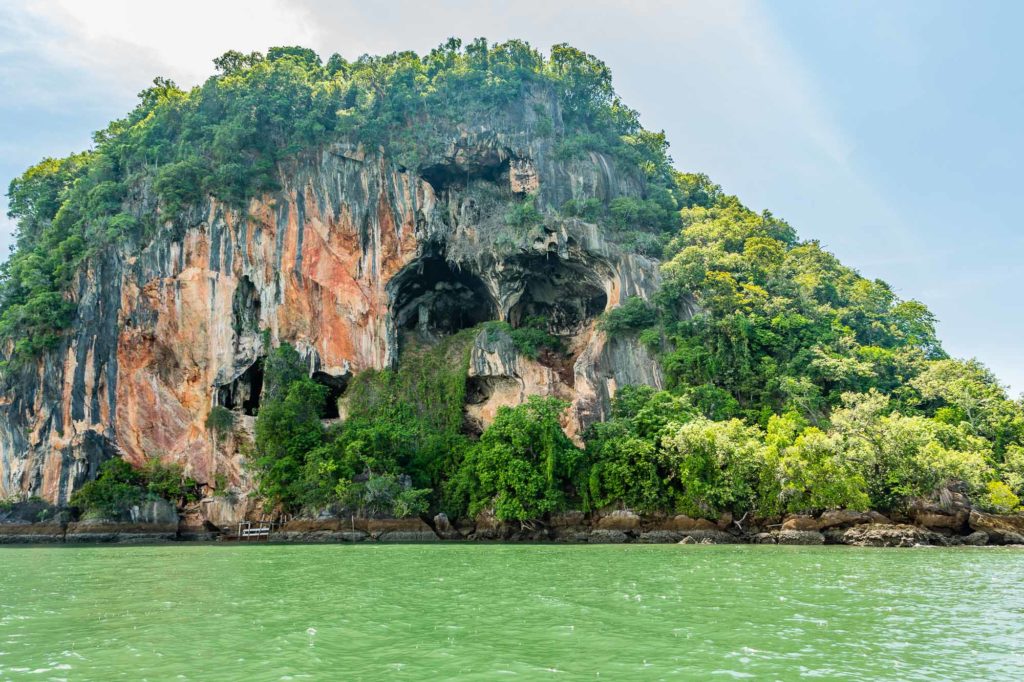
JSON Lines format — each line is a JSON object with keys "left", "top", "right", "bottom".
{"left": 3, "top": 511, "right": 1023, "bottom": 548}
{"left": 3, "top": 539, "right": 1022, "bottom": 548}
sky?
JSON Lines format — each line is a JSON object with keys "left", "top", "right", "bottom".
{"left": 0, "top": 0, "right": 1020, "bottom": 394}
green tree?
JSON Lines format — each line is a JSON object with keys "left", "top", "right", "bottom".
{"left": 455, "top": 396, "right": 582, "bottom": 521}
{"left": 829, "top": 390, "right": 991, "bottom": 510}
{"left": 658, "top": 417, "right": 766, "bottom": 517}
{"left": 600, "top": 296, "right": 658, "bottom": 336}
{"left": 252, "top": 344, "right": 327, "bottom": 509}
{"left": 759, "top": 412, "right": 870, "bottom": 515}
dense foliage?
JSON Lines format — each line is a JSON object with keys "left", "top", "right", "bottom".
{"left": 251, "top": 335, "right": 474, "bottom": 514}
{"left": 452, "top": 396, "right": 582, "bottom": 521}
{"left": 70, "top": 457, "right": 200, "bottom": 518}
{"left": 574, "top": 174, "right": 1024, "bottom": 519}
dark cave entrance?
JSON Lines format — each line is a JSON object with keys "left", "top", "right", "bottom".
{"left": 463, "top": 376, "right": 520, "bottom": 437}
{"left": 507, "top": 256, "right": 608, "bottom": 336}
{"left": 312, "top": 371, "right": 348, "bottom": 419}
{"left": 390, "top": 257, "right": 497, "bottom": 337}
{"left": 217, "top": 358, "right": 265, "bottom": 416}
{"left": 464, "top": 376, "right": 496, "bottom": 406}
{"left": 420, "top": 157, "right": 510, "bottom": 196}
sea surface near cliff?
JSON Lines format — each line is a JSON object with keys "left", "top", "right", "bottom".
{"left": 1, "top": 545, "right": 1021, "bottom": 680}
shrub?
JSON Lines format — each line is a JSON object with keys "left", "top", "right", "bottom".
{"left": 70, "top": 459, "right": 144, "bottom": 517}
{"left": 560, "top": 197, "right": 605, "bottom": 222}
{"left": 659, "top": 417, "right": 766, "bottom": 517}
{"left": 205, "top": 406, "right": 235, "bottom": 439}
{"left": 600, "top": 297, "right": 657, "bottom": 336}
{"left": 980, "top": 481, "right": 1021, "bottom": 513}
{"left": 553, "top": 132, "right": 606, "bottom": 160}
{"left": 510, "top": 316, "right": 563, "bottom": 359}
{"left": 337, "top": 473, "right": 431, "bottom": 518}
{"left": 253, "top": 372, "right": 328, "bottom": 509}
{"left": 506, "top": 193, "right": 543, "bottom": 229}
{"left": 70, "top": 457, "right": 200, "bottom": 518}
{"left": 154, "top": 158, "right": 208, "bottom": 214}
{"left": 454, "top": 396, "right": 582, "bottom": 521}
{"left": 142, "top": 459, "right": 201, "bottom": 504}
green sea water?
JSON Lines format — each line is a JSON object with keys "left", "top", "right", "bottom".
{"left": 0, "top": 544, "right": 1021, "bottom": 680}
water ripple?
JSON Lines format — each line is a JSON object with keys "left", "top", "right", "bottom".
{"left": 0, "top": 544, "right": 1021, "bottom": 680}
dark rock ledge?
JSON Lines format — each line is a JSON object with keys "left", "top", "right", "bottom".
{"left": 4, "top": 490, "right": 1023, "bottom": 546}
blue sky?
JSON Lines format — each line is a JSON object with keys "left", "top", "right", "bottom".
{"left": 1, "top": 0, "right": 1020, "bottom": 393}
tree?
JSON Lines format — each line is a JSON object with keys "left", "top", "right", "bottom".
{"left": 912, "top": 358, "right": 1024, "bottom": 454}
{"left": 585, "top": 419, "right": 665, "bottom": 512}
{"left": 69, "top": 457, "right": 198, "bottom": 517}
{"left": 262, "top": 343, "right": 308, "bottom": 402}
{"left": 253, "top": 345, "right": 327, "bottom": 509}
{"left": 759, "top": 413, "right": 869, "bottom": 515}
{"left": 547, "top": 44, "right": 614, "bottom": 126}
{"left": 830, "top": 390, "right": 992, "bottom": 510}
{"left": 213, "top": 50, "right": 264, "bottom": 75}
{"left": 154, "top": 157, "right": 208, "bottom": 214}
{"left": 659, "top": 417, "right": 766, "bottom": 517}
{"left": 266, "top": 46, "right": 321, "bottom": 69}
{"left": 600, "top": 296, "right": 658, "bottom": 336}
{"left": 456, "top": 397, "right": 582, "bottom": 521}
{"left": 336, "top": 472, "right": 431, "bottom": 518}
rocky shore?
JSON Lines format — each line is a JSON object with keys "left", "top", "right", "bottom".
{"left": 4, "top": 487, "right": 1023, "bottom": 548}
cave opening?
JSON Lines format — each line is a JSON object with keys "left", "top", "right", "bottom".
{"left": 232, "top": 275, "right": 261, "bottom": 338}
{"left": 312, "top": 371, "right": 348, "bottom": 419}
{"left": 507, "top": 256, "right": 608, "bottom": 336}
{"left": 464, "top": 376, "right": 495, "bottom": 406}
{"left": 420, "top": 158, "right": 510, "bottom": 196}
{"left": 390, "top": 257, "right": 497, "bottom": 337}
{"left": 217, "top": 358, "right": 265, "bottom": 416}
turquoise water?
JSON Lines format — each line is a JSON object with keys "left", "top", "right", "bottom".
{"left": 0, "top": 544, "right": 1021, "bottom": 680}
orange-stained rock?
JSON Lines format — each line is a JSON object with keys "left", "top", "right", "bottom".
{"left": 781, "top": 515, "right": 821, "bottom": 531}
{"left": 968, "top": 510, "right": 1024, "bottom": 543}
{"left": 817, "top": 510, "right": 872, "bottom": 530}
{"left": 667, "top": 515, "right": 718, "bottom": 532}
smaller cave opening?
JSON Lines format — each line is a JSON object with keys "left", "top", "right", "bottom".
{"left": 462, "top": 376, "right": 522, "bottom": 437}
{"left": 217, "top": 358, "right": 265, "bottom": 416}
{"left": 506, "top": 256, "right": 608, "bottom": 336}
{"left": 312, "top": 371, "right": 348, "bottom": 419}
{"left": 420, "top": 158, "right": 510, "bottom": 196}
{"left": 391, "top": 257, "right": 497, "bottom": 337}
{"left": 464, "top": 376, "right": 494, "bottom": 406}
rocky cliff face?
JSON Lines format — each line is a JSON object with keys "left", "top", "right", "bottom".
{"left": 0, "top": 93, "right": 665, "bottom": 504}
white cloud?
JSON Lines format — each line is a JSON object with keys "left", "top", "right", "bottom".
{"left": 15, "top": 0, "right": 317, "bottom": 88}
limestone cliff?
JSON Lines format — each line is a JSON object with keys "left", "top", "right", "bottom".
{"left": 0, "top": 92, "right": 665, "bottom": 504}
